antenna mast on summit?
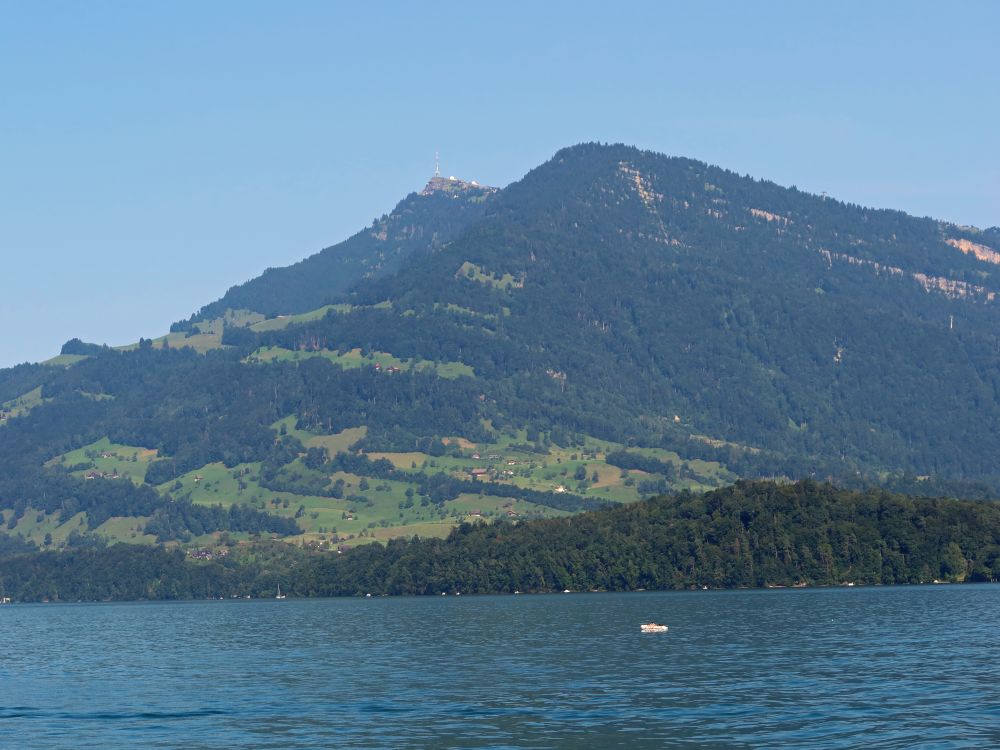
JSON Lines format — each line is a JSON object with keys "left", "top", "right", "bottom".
{"left": 434, "top": 150, "right": 441, "bottom": 177}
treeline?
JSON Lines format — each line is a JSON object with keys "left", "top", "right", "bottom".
{"left": 0, "top": 540, "right": 321, "bottom": 603}
{"left": 0, "top": 362, "right": 55, "bottom": 403}
{"left": 60, "top": 338, "right": 110, "bottom": 356}
{"left": 296, "top": 481, "right": 1000, "bottom": 595}
{"left": 1, "top": 463, "right": 176, "bottom": 528}
{"left": 3, "top": 482, "right": 998, "bottom": 602}
{"left": 267, "top": 448, "right": 605, "bottom": 513}
{"left": 0, "top": 545, "right": 228, "bottom": 601}
{"left": 0, "top": 545, "right": 265, "bottom": 602}
{"left": 144, "top": 501, "right": 300, "bottom": 542}
{"left": 605, "top": 450, "right": 678, "bottom": 480}
{"left": 414, "top": 471, "right": 606, "bottom": 512}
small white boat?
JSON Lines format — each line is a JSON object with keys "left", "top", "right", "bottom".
{"left": 275, "top": 585, "right": 286, "bottom": 600}
{"left": 640, "top": 623, "right": 668, "bottom": 633}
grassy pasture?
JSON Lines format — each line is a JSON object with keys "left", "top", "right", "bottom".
{"left": 444, "top": 492, "right": 568, "bottom": 521}
{"left": 370, "top": 428, "right": 735, "bottom": 502}
{"left": 0, "top": 507, "right": 157, "bottom": 550}
{"left": 157, "top": 445, "right": 577, "bottom": 548}
{"left": 305, "top": 427, "right": 368, "bottom": 455}
{"left": 367, "top": 451, "right": 431, "bottom": 469}
{"left": 269, "top": 418, "right": 367, "bottom": 454}
{"left": 249, "top": 304, "right": 353, "bottom": 332}
{"left": 162, "top": 332, "right": 224, "bottom": 353}
{"left": 1, "top": 508, "right": 92, "bottom": 548}
{"left": 41, "top": 354, "right": 89, "bottom": 367}
{"left": 115, "top": 311, "right": 264, "bottom": 354}
{"left": 248, "top": 301, "right": 394, "bottom": 333}
{"left": 456, "top": 261, "right": 522, "bottom": 290}
{"left": 92, "top": 516, "right": 157, "bottom": 544}
{"left": 218, "top": 309, "right": 267, "bottom": 329}
{"left": 159, "top": 462, "right": 266, "bottom": 506}
{"left": 250, "top": 346, "right": 474, "bottom": 378}
{"left": 47, "top": 437, "right": 159, "bottom": 483}
{"left": 433, "top": 302, "right": 498, "bottom": 320}
{"left": 366, "top": 522, "right": 453, "bottom": 542}
{"left": 270, "top": 416, "right": 317, "bottom": 445}
{"left": 115, "top": 331, "right": 225, "bottom": 354}
{"left": 20, "top": 418, "right": 735, "bottom": 552}
{"left": 159, "top": 462, "right": 441, "bottom": 543}
{"left": 1, "top": 386, "right": 47, "bottom": 423}
{"left": 379, "top": 430, "right": 622, "bottom": 495}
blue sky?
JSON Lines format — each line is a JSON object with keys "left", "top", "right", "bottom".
{"left": 2, "top": 1, "right": 998, "bottom": 367}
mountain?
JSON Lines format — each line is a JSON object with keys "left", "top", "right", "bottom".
{"left": 182, "top": 175, "right": 496, "bottom": 324}
{"left": 228, "top": 143, "right": 1000, "bottom": 478}
{"left": 3, "top": 142, "right": 1000, "bottom": 555}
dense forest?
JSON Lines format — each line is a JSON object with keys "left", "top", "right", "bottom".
{"left": 1, "top": 482, "right": 997, "bottom": 602}
{"left": 298, "top": 481, "right": 1000, "bottom": 595}
{"left": 0, "top": 544, "right": 286, "bottom": 602}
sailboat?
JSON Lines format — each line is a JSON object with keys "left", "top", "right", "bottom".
{"left": 276, "top": 584, "right": 286, "bottom": 600}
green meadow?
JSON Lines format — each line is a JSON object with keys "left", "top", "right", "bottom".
{"left": 304, "top": 427, "right": 369, "bottom": 454}
{"left": 249, "top": 304, "right": 353, "bottom": 332}
{"left": 250, "top": 346, "right": 474, "bottom": 378}
{"left": 456, "top": 261, "right": 523, "bottom": 290}
{"left": 157, "top": 459, "right": 515, "bottom": 547}
{"left": 1, "top": 386, "right": 47, "bottom": 423}
{"left": 19, "top": 417, "right": 732, "bottom": 553}
{"left": 1, "top": 508, "right": 87, "bottom": 548}
{"left": 0, "top": 507, "right": 159, "bottom": 548}
{"left": 47, "top": 437, "right": 160, "bottom": 483}
{"left": 92, "top": 516, "right": 158, "bottom": 545}
{"left": 41, "top": 353, "right": 89, "bottom": 367}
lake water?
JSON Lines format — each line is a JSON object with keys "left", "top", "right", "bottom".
{"left": 1, "top": 585, "right": 998, "bottom": 748}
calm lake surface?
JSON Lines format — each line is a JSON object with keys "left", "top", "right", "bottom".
{"left": 2, "top": 585, "right": 999, "bottom": 749}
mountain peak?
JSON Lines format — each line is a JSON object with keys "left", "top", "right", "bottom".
{"left": 420, "top": 174, "right": 496, "bottom": 196}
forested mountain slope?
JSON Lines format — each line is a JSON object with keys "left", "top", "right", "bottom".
{"left": 184, "top": 177, "right": 495, "bottom": 323}
{"left": 237, "top": 143, "right": 1000, "bottom": 481}
{"left": 3, "top": 143, "right": 1000, "bottom": 554}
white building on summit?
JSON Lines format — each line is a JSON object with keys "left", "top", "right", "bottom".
{"left": 421, "top": 152, "right": 496, "bottom": 196}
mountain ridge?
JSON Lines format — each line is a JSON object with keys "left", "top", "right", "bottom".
{"left": 181, "top": 175, "right": 496, "bottom": 325}
{"left": 4, "top": 142, "right": 1000, "bottom": 554}
{"left": 178, "top": 142, "right": 999, "bottom": 336}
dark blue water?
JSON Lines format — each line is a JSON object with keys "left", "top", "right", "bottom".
{"left": 2, "top": 586, "right": 999, "bottom": 748}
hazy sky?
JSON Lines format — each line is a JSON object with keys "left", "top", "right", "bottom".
{"left": 2, "top": 1, "right": 998, "bottom": 367}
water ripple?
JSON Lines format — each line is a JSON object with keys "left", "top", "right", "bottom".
{"left": 1, "top": 586, "right": 999, "bottom": 748}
